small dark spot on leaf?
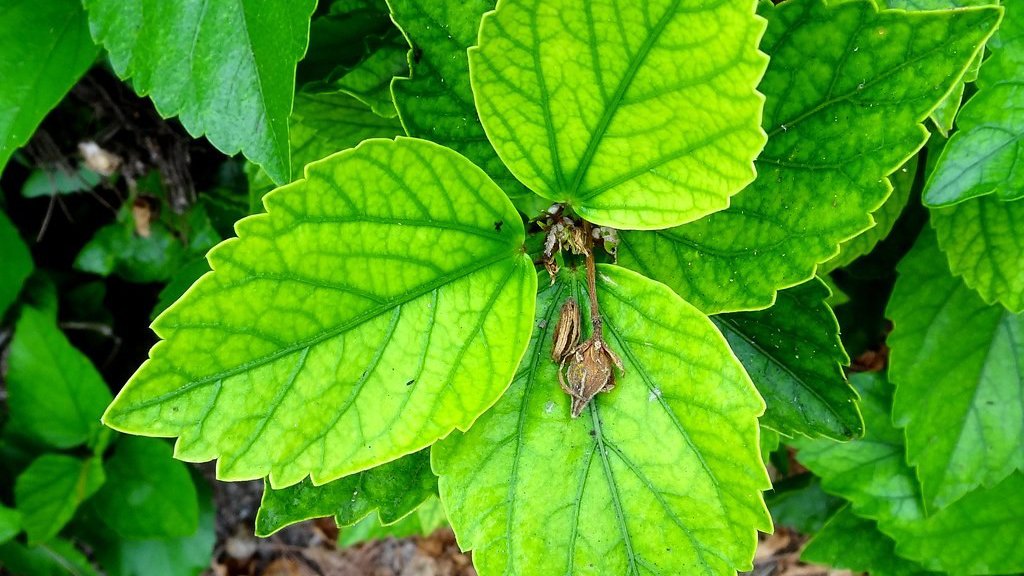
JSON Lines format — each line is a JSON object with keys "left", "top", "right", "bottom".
{"left": 588, "top": 429, "right": 596, "bottom": 437}
{"left": 406, "top": 379, "right": 415, "bottom": 386}
{"left": 412, "top": 47, "right": 423, "bottom": 64}
{"left": 494, "top": 220, "right": 504, "bottom": 232}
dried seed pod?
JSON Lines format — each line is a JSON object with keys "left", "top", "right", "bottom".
{"left": 559, "top": 336, "right": 624, "bottom": 418}
{"left": 551, "top": 299, "right": 581, "bottom": 362}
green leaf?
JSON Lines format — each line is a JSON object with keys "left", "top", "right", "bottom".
{"left": 338, "top": 496, "right": 447, "bottom": 547}
{"left": 713, "top": 278, "right": 859, "bottom": 440}
{"left": 931, "top": 195, "right": 1024, "bottom": 313}
{"left": 765, "top": 475, "right": 844, "bottom": 535}
{"left": 247, "top": 91, "right": 403, "bottom": 197}
{"left": 618, "top": 0, "right": 1001, "bottom": 314}
{"left": 468, "top": 0, "right": 769, "bottom": 229}
{"left": 297, "top": 1, "right": 393, "bottom": 88}
{"left": 6, "top": 307, "right": 112, "bottom": 449}
{"left": 103, "top": 137, "right": 536, "bottom": 488}
{"left": 887, "top": 228, "right": 1024, "bottom": 508}
{"left": 256, "top": 449, "right": 435, "bottom": 536}
{"left": 0, "top": 538, "right": 99, "bottom": 576}
{"left": 925, "top": 2, "right": 1023, "bottom": 206}
{"left": 794, "top": 372, "right": 1024, "bottom": 574}
{"left": 388, "top": 0, "right": 544, "bottom": 215}
{"left": 332, "top": 34, "right": 407, "bottom": 118}
{"left": 0, "top": 208, "right": 33, "bottom": 318}
{"left": 802, "top": 506, "right": 937, "bottom": 576}
{"left": 15, "top": 455, "right": 105, "bottom": 545}
{"left": 0, "top": 505, "right": 22, "bottom": 545}
{"left": 0, "top": 0, "right": 98, "bottom": 174}
{"left": 21, "top": 165, "right": 102, "bottom": 198}
{"left": 89, "top": 480, "right": 214, "bottom": 576}
{"left": 81, "top": 0, "right": 317, "bottom": 185}
{"left": 90, "top": 437, "right": 199, "bottom": 539}
{"left": 434, "top": 265, "right": 770, "bottom": 574}
{"left": 823, "top": 155, "right": 918, "bottom": 273}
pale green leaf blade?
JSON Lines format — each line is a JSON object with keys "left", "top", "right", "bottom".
{"left": 90, "top": 437, "right": 199, "bottom": 539}
{"left": 802, "top": 506, "right": 938, "bottom": 576}
{"left": 7, "top": 307, "right": 112, "bottom": 449}
{"left": 469, "top": 0, "right": 769, "bottom": 229}
{"left": 256, "top": 449, "right": 435, "bottom": 536}
{"left": 713, "top": 278, "right": 860, "bottom": 440}
{"left": 822, "top": 155, "right": 918, "bottom": 273}
{"left": 925, "top": 2, "right": 1023, "bottom": 206}
{"left": 887, "top": 228, "right": 1024, "bottom": 508}
{"left": 103, "top": 137, "right": 537, "bottom": 488}
{"left": 0, "top": 505, "right": 22, "bottom": 545}
{"left": 434, "top": 266, "right": 770, "bottom": 575}
{"left": 932, "top": 193, "right": 1024, "bottom": 313}
{"left": 14, "top": 455, "right": 105, "bottom": 545}
{"left": 618, "top": 0, "right": 1001, "bottom": 313}
{"left": 794, "top": 372, "right": 1024, "bottom": 574}
{"left": 389, "top": 0, "right": 545, "bottom": 215}
{"left": 82, "top": 0, "right": 316, "bottom": 184}
{"left": 247, "top": 91, "right": 403, "bottom": 196}
{"left": 0, "top": 0, "right": 98, "bottom": 173}
{"left": 0, "top": 209, "right": 33, "bottom": 317}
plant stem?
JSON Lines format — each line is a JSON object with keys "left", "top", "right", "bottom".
{"left": 582, "top": 221, "right": 602, "bottom": 337}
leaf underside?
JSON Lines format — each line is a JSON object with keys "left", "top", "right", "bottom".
{"left": 618, "top": 0, "right": 1001, "bottom": 314}
{"left": 103, "top": 137, "right": 537, "bottom": 489}
{"left": 470, "top": 0, "right": 769, "bottom": 229}
{"left": 434, "top": 265, "right": 770, "bottom": 575}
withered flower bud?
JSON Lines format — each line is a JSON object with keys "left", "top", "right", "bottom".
{"left": 559, "top": 336, "right": 624, "bottom": 418}
{"left": 551, "top": 299, "right": 581, "bottom": 362}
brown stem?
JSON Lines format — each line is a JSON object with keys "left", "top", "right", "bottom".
{"left": 582, "top": 221, "right": 602, "bottom": 337}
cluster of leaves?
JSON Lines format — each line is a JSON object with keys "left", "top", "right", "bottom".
{"left": 2, "top": 0, "right": 1022, "bottom": 574}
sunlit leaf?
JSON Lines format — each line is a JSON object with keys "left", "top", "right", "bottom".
{"left": 103, "top": 138, "right": 536, "bottom": 488}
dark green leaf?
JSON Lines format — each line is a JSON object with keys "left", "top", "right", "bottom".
{"left": 6, "top": 307, "right": 112, "bottom": 449}
{"left": 14, "top": 455, "right": 105, "bottom": 545}
{"left": 0, "top": 209, "right": 33, "bottom": 318}
{"left": 0, "top": 0, "right": 98, "bottom": 173}
{"left": 82, "top": 0, "right": 317, "bottom": 184}
{"left": 0, "top": 505, "right": 22, "bottom": 545}
{"left": 90, "top": 437, "right": 199, "bottom": 539}
{"left": 802, "top": 506, "right": 938, "bottom": 576}
{"left": 0, "top": 538, "right": 99, "bottom": 576}
{"left": 765, "top": 475, "right": 844, "bottom": 535}
{"left": 256, "top": 449, "right": 435, "bottom": 536}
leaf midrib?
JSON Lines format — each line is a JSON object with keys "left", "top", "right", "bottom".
{"left": 114, "top": 249, "right": 521, "bottom": 414}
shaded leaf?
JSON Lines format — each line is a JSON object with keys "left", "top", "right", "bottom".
{"left": 338, "top": 496, "right": 447, "bottom": 547}
{"left": 469, "top": 0, "right": 769, "bottom": 229}
{"left": 0, "top": 538, "right": 99, "bottom": 576}
{"left": 802, "top": 506, "right": 937, "bottom": 576}
{"left": 388, "top": 0, "right": 544, "bottom": 215}
{"left": 713, "top": 278, "right": 859, "bottom": 439}
{"left": 618, "top": 0, "right": 1001, "bottom": 313}
{"left": 90, "top": 437, "right": 199, "bottom": 539}
{"left": 103, "top": 138, "right": 536, "bottom": 488}
{"left": 21, "top": 165, "right": 102, "bottom": 198}
{"left": 6, "top": 307, "right": 112, "bottom": 449}
{"left": 15, "top": 455, "right": 105, "bottom": 545}
{"left": 887, "top": 228, "right": 1024, "bottom": 508}
{"left": 434, "top": 266, "right": 770, "bottom": 574}
{"left": 332, "top": 33, "right": 407, "bottom": 118}
{"left": 0, "top": 0, "right": 98, "bottom": 173}
{"left": 794, "top": 372, "right": 1024, "bottom": 574}
{"left": 82, "top": 0, "right": 317, "bottom": 184}
{"left": 765, "top": 475, "right": 844, "bottom": 535}
{"left": 0, "top": 505, "right": 21, "bottom": 545}
{"left": 256, "top": 449, "right": 435, "bottom": 536}
{"left": 247, "top": 91, "right": 402, "bottom": 197}
{"left": 0, "top": 208, "right": 33, "bottom": 318}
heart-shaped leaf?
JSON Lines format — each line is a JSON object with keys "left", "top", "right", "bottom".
{"left": 103, "top": 137, "right": 537, "bottom": 488}
{"left": 469, "top": 0, "right": 769, "bottom": 229}
{"left": 434, "top": 265, "right": 770, "bottom": 574}
{"left": 618, "top": 0, "right": 1001, "bottom": 313}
